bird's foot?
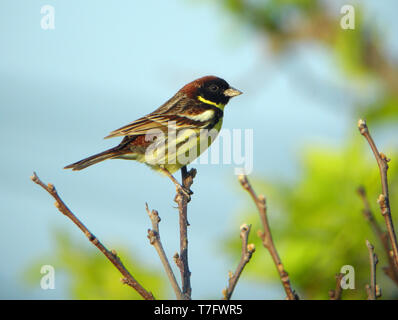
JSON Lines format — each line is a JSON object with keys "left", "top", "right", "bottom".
{"left": 174, "top": 185, "right": 193, "bottom": 202}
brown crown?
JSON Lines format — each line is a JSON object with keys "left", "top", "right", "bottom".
{"left": 179, "top": 75, "right": 220, "bottom": 98}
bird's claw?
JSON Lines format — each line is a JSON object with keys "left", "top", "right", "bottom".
{"left": 176, "top": 185, "right": 193, "bottom": 202}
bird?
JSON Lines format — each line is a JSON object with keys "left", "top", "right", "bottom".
{"left": 64, "top": 75, "right": 242, "bottom": 198}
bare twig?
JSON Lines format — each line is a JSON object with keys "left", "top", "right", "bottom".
{"left": 365, "top": 240, "right": 381, "bottom": 300}
{"left": 328, "top": 273, "right": 344, "bottom": 300}
{"left": 30, "top": 172, "right": 155, "bottom": 300}
{"left": 222, "top": 224, "right": 256, "bottom": 300}
{"left": 145, "top": 203, "right": 183, "bottom": 300}
{"left": 358, "top": 119, "right": 398, "bottom": 269}
{"left": 173, "top": 166, "right": 196, "bottom": 300}
{"left": 238, "top": 174, "right": 298, "bottom": 300}
{"left": 357, "top": 186, "right": 398, "bottom": 285}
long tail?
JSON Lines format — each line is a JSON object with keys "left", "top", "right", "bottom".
{"left": 64, "top": 147, "right": 124, "bottom": 171}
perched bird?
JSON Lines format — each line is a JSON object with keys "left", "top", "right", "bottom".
{"left": 64, "top": 76, "right": 242, "bottom": 197}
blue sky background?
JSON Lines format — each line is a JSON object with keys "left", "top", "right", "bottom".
{"left": 0, "top": 0, "right": 397, "bottom": 299}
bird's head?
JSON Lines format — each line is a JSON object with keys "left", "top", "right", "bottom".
{"left": 181, "top": 76, "right": 242, "bottom": 107}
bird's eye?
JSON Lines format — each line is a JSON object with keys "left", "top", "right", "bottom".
{"left": 209, "top": 84, "right": 219, "bottom": 92}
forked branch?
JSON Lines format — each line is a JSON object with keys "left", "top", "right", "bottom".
{"left": 145, "top": 203, "right": 183, "bottom": 300}
{"left": 30, "top": 172, "right": 155, "bottom": 300}
{"left": 357, "top": 186, "right": 398, "bottom": 285}
{"left": 328, "top": 273, "right": 344, "bottom": 300}
{"left": 222, "top": 224, "right": 256, "bottom": 300}
{"left": 238, "top": 174, "right": 298, "bottom": 300}
{"left": 358, "top": 119, "right": 398, "bottom": 269}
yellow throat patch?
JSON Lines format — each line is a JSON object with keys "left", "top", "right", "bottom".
{"left": 197, "top": 95, "right": 225, "bottom": 111}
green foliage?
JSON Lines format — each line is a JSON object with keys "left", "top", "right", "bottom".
{"left": 226, "top": 138, "right": 398, "bottom": 299}
{"left": 24, "top": 230, "right": 168, "bottom": 299}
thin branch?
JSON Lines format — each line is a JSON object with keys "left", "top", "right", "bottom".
{"left": 222, "top": 224, "right": 256, "bottom": 300}
{"left": 328, "top": 273, "right": 344, "bottom": 300}
{"left": 238, "top": 174, "right": 299, "bottom": 300}
{"left": 357, "top": 186, "right": 398, "bottom": 285}
{"left": 30, "top": 172, "right": 155, "bottom": 300}
{"left": 365, "top": 240, "right": 381, "bottom": 300}
{"left": 145, "top": 203, "right": 183, "bottom": 300}
{"left": 358, "top": 119, "right": 398, "bottom": 269}
{"left": 358, "top": 186, "right": 389, "bottom": 242}
{"left": 173, "top": 166, "right": 196, "bottom": 300}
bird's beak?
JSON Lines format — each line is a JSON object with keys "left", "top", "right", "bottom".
{"left": 224, "top": 87, "right": 243, "bottom": 97}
